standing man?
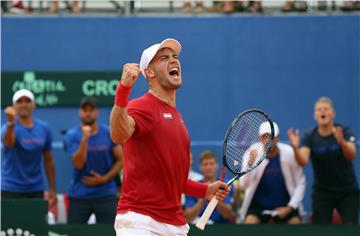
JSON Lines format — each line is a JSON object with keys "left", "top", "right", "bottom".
{"left": 1, "top": 89, "right": 56, "bottom": 205}
{"left": 288, "top": 97, "right": 358, "bottom": 224}
{"left": 184, "top": 150, "right": 234, "bottom": 224}
{"left": 64, "top": 97, "right": 123, "bottom": 224}
{"left": 239, "top": 122, "right": 305, "bottom": 224}
{"left": 110, "top": 38, "right": 229, "bottom": 236}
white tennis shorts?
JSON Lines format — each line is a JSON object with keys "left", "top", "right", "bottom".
{"left": 114, "top": 211, "right": 190, "bottom": 236}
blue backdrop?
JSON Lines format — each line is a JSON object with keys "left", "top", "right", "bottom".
{"left": 2, "top": 15, "right": 360, "bottom": 216}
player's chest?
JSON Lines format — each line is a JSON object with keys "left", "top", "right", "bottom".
{"left": 154, "top": 110, "right": 189, "bottom": 141}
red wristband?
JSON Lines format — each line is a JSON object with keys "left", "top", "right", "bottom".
{"left": 184, "top": 179, "right": 208, "bottom": 198}
{"left": 114, "top": 82, "right": 132, "bottom": 107}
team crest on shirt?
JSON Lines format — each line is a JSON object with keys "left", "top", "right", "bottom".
{"left": 163, "top": 113, "right": 173, "bottom": 119}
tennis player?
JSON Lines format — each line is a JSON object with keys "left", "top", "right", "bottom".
{"left": 288, "top": 97, "right": 358, "bottom": 224}
{"left": 110, "top": 38, "right": 230, "bottom": 235}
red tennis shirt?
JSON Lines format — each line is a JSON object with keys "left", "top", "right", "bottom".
{"left": 116, "top": 93, "right": 208, "bottom": 225}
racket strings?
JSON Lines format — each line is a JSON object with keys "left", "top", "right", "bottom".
{"left": 224, "top": 111, "right": 272, "bottom": 175}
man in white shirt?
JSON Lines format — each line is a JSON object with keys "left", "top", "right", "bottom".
{"left": 239, "top": 122, "right": 306, "bottom": 224}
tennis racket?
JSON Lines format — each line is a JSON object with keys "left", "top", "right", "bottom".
{"left": 195, "top": 109, "right": 274, "bottom": 230}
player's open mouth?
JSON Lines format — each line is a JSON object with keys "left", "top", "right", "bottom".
{"left": 320, "top": 114, "right": 326, "bottom": 119}
{"left": 169, "top": 67, "right": 179, "bottom": 77}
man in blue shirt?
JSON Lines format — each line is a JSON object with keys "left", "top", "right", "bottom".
{"left": 288, "top": 97, "right": 358, "bottom": 224}
{"left": 1, "top": 89, "right": 56, "bottom": 205}
{"left": 184, "top": 150, "right": 234, "bottom": 224}
{"left": 64, "top": 97, "right": 123, "bottom": 224}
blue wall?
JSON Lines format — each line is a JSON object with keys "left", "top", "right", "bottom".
{"left": 2, "top": 15, "right": 360, "bottom": 215}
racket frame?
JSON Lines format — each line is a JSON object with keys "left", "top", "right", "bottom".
{"left": 223, "top": 109, "right": 274, "bottom": 186}
{"left": 195, "top": 109, "right": 274, "bottom": 230}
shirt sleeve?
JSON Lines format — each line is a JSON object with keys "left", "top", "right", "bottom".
{"left": 127, "top": 99, "right": 154, "bottom": 137}
{"left": 183, "top": 179, "right": 208, "bottom": 198}
{"left": 300, "top": 129, "right": 312, "bottom": 148}
{"left": 342, "top": 126, "right": 356, "bottom": 143}
{"left": 64, "top": 131, "right": 80, "bottom": 157}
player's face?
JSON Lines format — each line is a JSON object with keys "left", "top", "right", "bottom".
{"left": 13, "top": 97, "right": 34, "bottom": 118}
{"left": 79, "top": 105, "right": 98, "bottom": 126}
{"left": 200, "top": 158, "right": 218, "bottom": 179}
{"left": 314, "top": 102, "right": 335, "bottom": 126}
{"left": 264, "top": 135, "right": 279, "bottom": 152}
{"left": 148, "top": 47, "right": 182, "bottom": 90}
{"left": 260, "top": 133, "right": 272, "bottom": 146}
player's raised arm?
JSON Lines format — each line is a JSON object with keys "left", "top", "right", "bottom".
{"left": 332, "top": 126, "right": 356, "bottom": 161}
{"left": 110, "top": 63, "right": 141, "bottom": 144}
{"left": 3, "top": 106, "right": 17, "bottom": 148}
{"left": 287, "top": 128, "right": 310, "bottom": 166}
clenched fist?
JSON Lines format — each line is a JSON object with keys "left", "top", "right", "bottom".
{"left": 332, "top": 126, "right": 345, "bottom": 144}
{"left": 4, "top": 106, "right": 16, "bottom": 124}
{"left": 121, "top": 63, "right": 142, "bottom": 87}
{"left": 81, "top": 125, "right": 92, "bottom": 138}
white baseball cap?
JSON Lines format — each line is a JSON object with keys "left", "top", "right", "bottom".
{"left": 139, "top": 38, "right": 182, "bottom": 78}
{"left": 259, "top": 121, "right": 280, "bottom": 137}
{"left": 12, "top": 89, "right": 34, "bottom": 103}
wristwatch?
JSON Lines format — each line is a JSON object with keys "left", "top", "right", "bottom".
{"left": 7, "top": 121, "right": 15, "bottom": 128}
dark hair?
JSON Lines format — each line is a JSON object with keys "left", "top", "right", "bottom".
{"left": 200, "top": 150, "right": 218, "bottom": 164}
{"left": 80, "top": 96, "right": 98, "bottom": 108}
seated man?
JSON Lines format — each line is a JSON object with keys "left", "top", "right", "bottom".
{"left": 184, "top": 150, "right": 234, "bottom": 224}
{"left": 239, "top": 122, "right": 306, "bottom": 224}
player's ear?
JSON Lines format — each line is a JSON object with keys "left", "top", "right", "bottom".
{"left": 145, "top": 67, "right": 155, "bottom": 80}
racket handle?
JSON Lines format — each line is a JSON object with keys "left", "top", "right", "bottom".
{"left": 195, "top": 197, "right": 219, "bottom": 230}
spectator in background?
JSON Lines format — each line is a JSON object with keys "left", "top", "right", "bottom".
{"left": 64, "top": 97, "right": 123, "bottom": 224}
{"left": 184, "top": 150, "right": 234, "bottom": 224}
{"left": 49, "top": 0, "right": 79, "bottom": 13}
{"left": 188, "top": 152, "right": 203, "bottom": 181}
{"left": 341, "top": 1, "right": 360, "bottom": 11}
{"left": 223, "top": 1, "right": 262, "bottom": 13}
{"left": 1, "top": 89, "right": 56, "bottom": 206}
{"left": 182, "top": 152, "right": 203, "bottom": 206}
{"left": 239, "top": 122, "right": 305, "bottom": 224}
{"left": 288, "top": 97, "right": 359, "bottom": 224}
{"left": 9, "top": 0, "right": 31, "bottom": 13}
{"left": 183, "top": 0, "right": 205, "bottom": 13}
{"left": 281, "top": 1, "right": 307, "bottom": 12}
